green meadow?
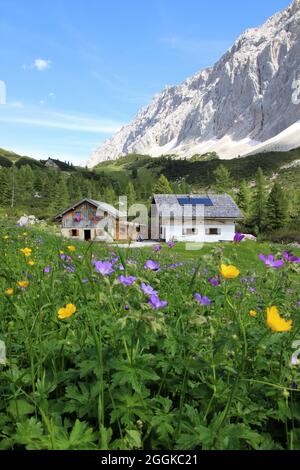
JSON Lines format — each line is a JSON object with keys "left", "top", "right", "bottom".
{"left": 0, "top": 226, "right": 300, "bottom": 450}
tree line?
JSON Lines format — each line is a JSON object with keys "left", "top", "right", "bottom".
{"left": 0, "top": 162, "right": 299, "bottom": 238}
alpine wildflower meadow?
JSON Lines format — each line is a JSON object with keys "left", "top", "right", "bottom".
{"left": 0, "top": 226, "right": 300, "bottom": 450}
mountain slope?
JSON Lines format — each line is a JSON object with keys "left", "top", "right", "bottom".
{"left": 88, "top": 0, "right": 300, "bottom": 167}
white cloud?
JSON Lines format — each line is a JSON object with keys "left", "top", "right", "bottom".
{"left": 0, "top": 107, "right": 123, "bottom": 134}
{"left": 33, "top": 58, "right": 51, "bottom": 71}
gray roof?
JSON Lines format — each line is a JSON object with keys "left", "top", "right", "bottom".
{"left": 55, "top": 198, "right": 126, "bottom": 219}
{"left": 153, "top": 194, "right": 244, "bottom": 219}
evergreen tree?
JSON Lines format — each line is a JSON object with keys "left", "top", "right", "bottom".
{"left": 67, "top": 176, "right": 83, "bottom": 202}
{"left": 265, "top": 182, "right": 288, "bottom": 232}
{"left": 213, "top": 164, "right": 233, "bottom": 193}
{"left": 126, "top": 182, "right": 137, "bottom": 208}
{"left": 237, "top": 180, "right": 252, "bottom": 216}
{"left": 103, "top": 185, "right": 116, "bottom": 204}
{"left": 0, "top": 168, "right": 11, "bottom": 206}
{"left": 131, "top": 168, "right": 138, "bottom": 179}
{"left": 173, "top": 180, "right": 192, "bottom": 195}
{"left": 289, "top": 190, "right": 300, "bottom": 229}
{"left": 152, "top": 174, "right": 173, "bottom": 194}
{"left": 34, "top": 173, "right": 44, "bottom": 194}
{"left": 252, "top": 167, "right": 268, "bottom": 233}
{"left": 52, "top": 177, "right": 70, "bottom": 213}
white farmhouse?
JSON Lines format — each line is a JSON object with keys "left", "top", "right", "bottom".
{"left": 152, "top": 194, "right": 243, "bottom": 243}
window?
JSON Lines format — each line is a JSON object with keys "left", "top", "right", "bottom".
{"left": 70, "top": 229, "right": 79, "bottom": 237}
{"left": 183, "top": 228, "right": 198, "bottom": 235}
{"left": 205, "top": 228, "right": 221, "bottom": 235}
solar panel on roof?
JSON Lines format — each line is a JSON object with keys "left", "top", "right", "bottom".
{"left": 177, "top": 197, "right": 213, "bottom": 206}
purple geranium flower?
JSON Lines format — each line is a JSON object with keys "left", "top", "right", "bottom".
{"left": 144, "top": 260, "right": 160, "bottom": 271}
{"left": 194, "top": 293, "right": 212, "bottom": 306}
{"left": 167, "top": 241, "right": 176, "bottom": 248}
{"left": 141, "top": 283, "right": 158, "bottom": 296}
{"left": 169, "top": 263, "right": 179, "bottom": 269}
{"left": 118, "top": 275, "right": 137, "bottom": 286}
{"left": 95, "top": 261, "right": 114, "bottom": 276}
{"left": 148, "top": 295, "right": 168, "bottom": 310}
{"left": 44, "top": 266, "right": 51, "bottom": 274}
{"left": 153, "top": 245, "right": 162, "bottom": 252}
{"left": 283, "top": 251, "right": 300, "bottom": 263}
{"left": 127, "top": 259, "right": 136, "bottom": 265}
{"left": 234, "top": 233, "right": 245, "bottom": 243}
{"left": 124, "top": 304, "right": 130, "bottom": 311}
{"left": 64, "top": 264, "right": 75, "bottom": 273}
{"left": 259, "top": 254, "right": 284, "bottom": 269}
{"left": 209, "top": 277, "right": 220, "bottom": 287}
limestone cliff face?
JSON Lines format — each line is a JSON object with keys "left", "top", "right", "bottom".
{"left": 88, "top": 0, "right": 300, "bottom": 167}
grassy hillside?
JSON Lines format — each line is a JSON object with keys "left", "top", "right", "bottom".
{"left": 94, "top": 148, "right": 300, "bottom": 192}
{"left": 0, "top": 148, "right": 45, "bottom": 168}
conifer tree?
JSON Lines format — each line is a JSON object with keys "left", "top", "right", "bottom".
{"left": 103, "top": 185, "right": 116, "bottom": 204}
{"left": 213, "top": 164, "right": 233, "bottom": 193}
{"left": 126, "top": 182, "right": 137, "bottom": 208}
{"left": 237, "top": 180, "right": 252, "bottom": 217}
{"left": 0, "top": 168, "right": 11, "bottom": 206}
{"left": 52, "top": 177, "right": 70, "bottom": 213}
{"left": 252, "top": 167, "right": 268, "bottom": 233}
{"left": 153, "top": 174, "right": 173, "bottom": 194}
{"left": 265, "top": 182, "right": 288, "bottom": 232}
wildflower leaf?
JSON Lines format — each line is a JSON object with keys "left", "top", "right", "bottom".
{"left": 8, "top": 399, "right": 35, "bottom": 418}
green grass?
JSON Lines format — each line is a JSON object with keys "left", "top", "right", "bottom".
{"left": 127, "top": 240, "right": 300, "bottom": 271}
{"left": 94, "top": 149, "right": 300, "bottom": 192}
{"left": 0, "top": 225, "right": 300, "bottom": 450}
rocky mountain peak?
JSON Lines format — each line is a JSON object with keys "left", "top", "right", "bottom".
{"left": 87, "top": 1, "right": 300, "bottom": 167}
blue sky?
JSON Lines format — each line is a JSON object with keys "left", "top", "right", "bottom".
{"left": 0, "top": 0, "right": 291, "bottom": 165}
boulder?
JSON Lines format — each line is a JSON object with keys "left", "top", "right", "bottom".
{"left": 243, "top": 234, "right": 257, "bottom": 241}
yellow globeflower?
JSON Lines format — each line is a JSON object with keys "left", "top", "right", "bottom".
{"left": 5, "top": 288, "right": 14, "bottom": 296}
{"left": 17, "top": 281, "right": 30, "bottom": 289}
{"left": 249, "top": 310, "right": 257, "bottom": 318}
{"left": 20, "top": 247, "right": 32, "bottom": 257}
{"left": 27, "top": 259, "right": 35, "bottom": 266}
{"left": 3, "top": 235, "right": 9, "bottom": 240}
{"left": 67, "top": 245, "right": 76, "bottom": 252}
{"left": 58, "top": 303, "right": 77, "bottom": 320}
{"left": 220, "top": 264, "right": 240, "bottom": 279}
{"left": 266, "top": 306, "right": 292, "bottom": 333}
